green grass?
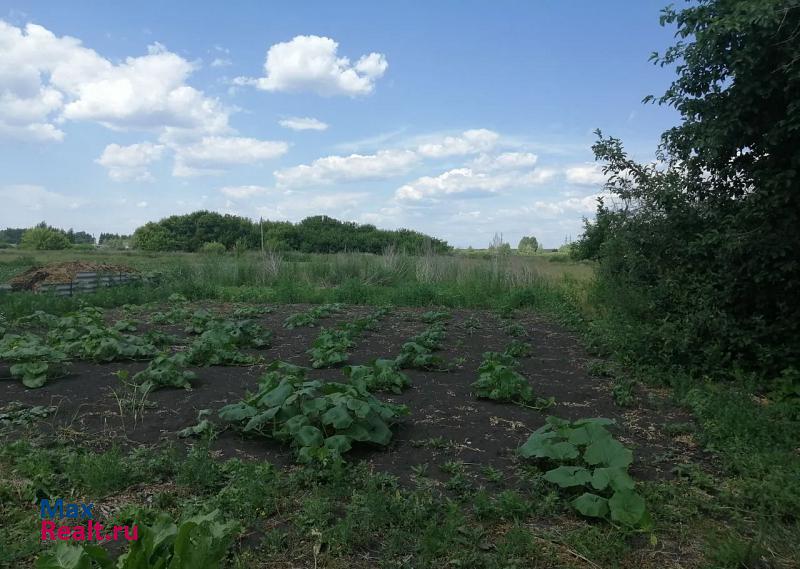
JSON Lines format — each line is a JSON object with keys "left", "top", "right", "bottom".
{"left": 0, "top": 249, "right": 592, "bottom": 320}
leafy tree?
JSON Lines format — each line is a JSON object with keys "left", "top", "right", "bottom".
{"left": 131, "top": 211, "right": 451, "bottom": 254}
{"left": 576, "top": 0, "right": 800, "bottom": 379}
{"left": 20, "top": 226, "right": 70, "bottom": 250}
{"left": 517, "top": 236, "right": 540, "bottom": 255}
{"left": 65, "top": 229, "right": 95, "bottom": 245}
{"left": 0, "top": 228, "right": 26, "bottom": 245}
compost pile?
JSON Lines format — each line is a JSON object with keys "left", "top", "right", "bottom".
{"left": 8, "top": 261, "right": 138, "bottom": 291}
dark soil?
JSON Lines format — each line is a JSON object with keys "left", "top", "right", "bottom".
{"left": 0, "top": 304, "right": 707, "bottom": 486}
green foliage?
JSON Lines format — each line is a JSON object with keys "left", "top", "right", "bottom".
{"left": 52, "top": 325, "right": 157, "bottom": 363}
{"left": 518, "top": 416, "right": 649, "bottom": 528}
{"left": 219, "top": 362, "right": 407, "bottom": 463}
{"left": 178, "top": 409, "right": 216, "bottom": 439}
{"left": 283, "top": 303, "right": 343, "bottom": 329}
{"left": 305, "top": 307, "right": 390, "bottom": 367}
{"left": 19, "top": 226, "right": 71, "bottom": 250}
{"left": 421, "top": 310, "right": 451, "bottom": 324}
{"left": 394, "top": 323, "right": 449, "bottom": 371}
{"left": 132, "top": 353, "right": 196, "bottom": 392}
{"left": 502, "top": 322, "right": 526, "bottom": 338}
{"left": 231, "top": 305, "right": 273, "bottom": 318}
{"left": 131, "top": 211, "right": 450, "bottom": 254}
{"left": 199, "top": 241, "right": 227, "bottom": 255}
{"left": 0, "top": 333, "right": 69, "bottom": 388}
{"left": 184, "top": 308, "right": 216, "bottom": 334}
{"left": 343, "top": 359, "right": 411, "bottom": 394}
{"left": 0, "top": 402, "right": 56, "bottom": 427}
{"left": 185, "top": 331, "right": 255, "bottom": 366}
{"left": 472, "top": 352, "right": 552, "bottom": 409}
{"left": 307, "top": 327, "right": 354, "bottom": 368}
{"left": 611, "top": 378, "right": 635, "bottom": 407}
{"left": 574, "top": 0, "right": 800, "bottom": 382}
{"left": 35, "top": 511, "right": 238, "bottom": 569}
{"left": 517, "top": 236, "right": 540, "bottom": 255}
{"left": 504, "top": 339, "right": 532, "bottom": 358}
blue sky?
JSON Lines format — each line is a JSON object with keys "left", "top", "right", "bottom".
{"left": 0, "top": 1, "right": 679, "bottom": 247}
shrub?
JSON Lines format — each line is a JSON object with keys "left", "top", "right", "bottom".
{"left": 200, "top": 241, "right": 227, "bottom": 255}
{"left": 20, "top": 226, "right": 70, "bottom": 250}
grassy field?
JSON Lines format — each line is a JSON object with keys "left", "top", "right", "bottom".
{"left": 0, "top": 249, "right": 797, "bottom": 568}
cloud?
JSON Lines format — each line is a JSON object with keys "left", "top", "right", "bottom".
{"left": 210, "top": 57, "right": 231, "bottom": 68}
{"left": 235, "top": 35, "right": 387, "bottom": 96}
{"left": 275, "top": 149, "right": 417, "bottom": 187}
{"left": 416, "top": 129, "right": 499, "bottom": 158}
{"left": 96, "top": 142, "right": 165, "bottom": 181}
{"left": 173, "top": 136, "right": 288, "bottom": 177}
{"left": 395, "top": 150, "right": 552, "bottom": 202}
{"left": 0, "top": 21, "right": 230, "bottom": 141}
{"left": 219, "top": 185, "right": 270, "bottom": 199}
{"left": 565, "top": 164, "right": 606, "bottom": 185}
{"left": 273, "top": 129, "right": 505, "bottom": 188}
{"left": 278, "top": 116, "right": 328, "bottom": 131}
{"left": 470, "top": 152, "right": 538, "bottom": 171}
{"left": 0, "top": 184, "right": 82, "bottom": 211}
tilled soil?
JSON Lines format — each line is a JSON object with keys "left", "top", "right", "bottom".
{"left": 0, "top": 304, "right": 705, "bottom": 485}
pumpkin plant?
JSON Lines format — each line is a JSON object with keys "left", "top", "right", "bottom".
{"left": 343, "top": 359, "right": 411, "bottom": 394}
{"left": 518, "top": 416, "right": 650, "bottom": 528}
{"left": 219, "top": 361, "right": 407, "bottom": 464}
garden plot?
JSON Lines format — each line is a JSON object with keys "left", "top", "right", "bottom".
{"left": 0, "top": 301, "right": 701, "bottom": 486}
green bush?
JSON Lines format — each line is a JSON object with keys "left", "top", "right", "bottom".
{"left": 200, "top": 241, "right": 227, "bottom": 255}
{"left": 20, "top": 227, "right": 70, "bottom": 250}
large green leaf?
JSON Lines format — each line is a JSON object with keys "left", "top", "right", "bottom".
{"left": 295, "top": 425, "right": 324, "bottom": 448}
{"left": 571, "top": 493, "right": 609, "bottom": 518}
{"left": 258, "top": 381, "right": 293, "bottom": 408}
{"left": 567, "top": 422, "right": 612, "bottom": 446}
{"left": 35, "top": 543, "right": 92, "bottom": 569}
{"left": 243, "top": 407, "right": 281, "bottom": 432}
{"left": 321, "top": 405, "right": 353, "bottom": 429}
{"left": 608, "top": 490, "right": 646, "bottom": 526}
{"left": 590, "top": 467, "right": 635, "bottom": 492}
{"left": 324, "top": 435, "right": 352, "bottom": 454}
{"left": 544, "top": 466, "right": 592, "bottom": 488}
{"left": 583, "top": 436, "right": 633, "bottom": 468}
{"left": 218, "top": 403, "right": 256, "bottom": 422}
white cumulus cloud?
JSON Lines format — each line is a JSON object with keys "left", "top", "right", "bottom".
{"left": 219, "top": 185, "right": 270, "bottom": 199}
{"left": 0, "top": 21, "right": 230, "bottom": 141}
{"left": 235, "top": 35, "right": 388, "bottom": 96}
{"left": 173, "top": 136, "right": 288, "bottom": 177}
{"left": 278, "top": 116, "right": 329, "bottom": 131}
{"left": 416, "top": 129, "right": 499, "bottom": 158}
{"left": 275, "top": 149, "right": 417, "bottom": 187}
{"left": 395, "top": 149, "right": 552, "bottom": 202}
{"left": 565, "top": 164, "right": 606, "bottom": 186}
{"left": 96, "top": 142, "right": 165, "bottom": 182}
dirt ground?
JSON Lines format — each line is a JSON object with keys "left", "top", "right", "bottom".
{"left": 0, "top": 304, "right": 706, "bottom": 485}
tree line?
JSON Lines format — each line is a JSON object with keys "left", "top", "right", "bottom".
{"left": 131, "top": 212, "right": 452, "bottom": 255}
{"left": 0, "top": 223, "right": 94, "bottom": 249}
